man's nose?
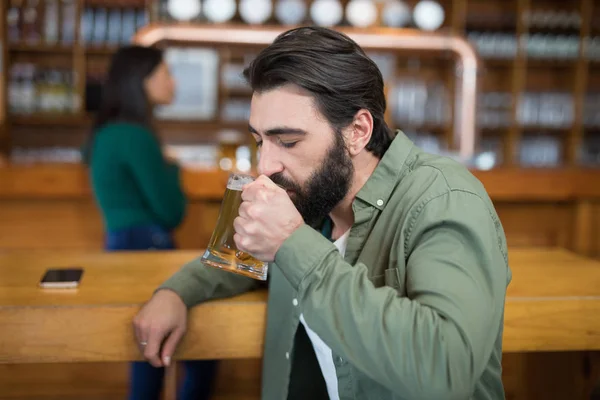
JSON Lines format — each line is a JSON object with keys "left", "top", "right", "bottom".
{"left": 257, "top": 142, "right": 284, "bottom": 177}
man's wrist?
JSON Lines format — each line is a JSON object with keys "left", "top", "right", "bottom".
{"left": 275, "top": 224, "right": 335, "bottom": 290}
{"left": 154, "top": 287, "right": 187, "bottom": 308}
{"left": 277, "top": 220, "right": 305, "bottom": 256}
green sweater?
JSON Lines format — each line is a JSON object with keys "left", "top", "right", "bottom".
{"left": 88, "top": 122, "right": 186, "bottom": 232}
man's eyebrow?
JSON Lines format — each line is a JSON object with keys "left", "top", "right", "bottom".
{"left": 248, "top": 124, "right": 307, "bottom": 136}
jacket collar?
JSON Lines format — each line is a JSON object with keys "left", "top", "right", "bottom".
{"left": 355, "top": 130, "right": 415, "bottom": 210}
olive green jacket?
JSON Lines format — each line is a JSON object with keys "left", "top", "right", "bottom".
{"left": 160, "top": 131, "right": 511, "bottom": 400}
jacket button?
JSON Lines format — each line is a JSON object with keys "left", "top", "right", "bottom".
{"left": 285, "top": 352, "right": 290, "bottom": 360}
{"left": 292, "top": 298, "right": 298, "bottom": 306}
{"left": 376, "top": 199, "right": 384, "bottom": 206}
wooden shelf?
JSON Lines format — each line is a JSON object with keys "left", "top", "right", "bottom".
{"left": 85, "top": 47, "right": 119, "bottom": 56}
{"left": 8, "top": 115, "right": 249, "bottom": 132}
{"left": 520, "top": 126, "right": 572, "bottom": 133}
{"left": 157, "top": 120, "right": 248, "bottom": 131}
{"left": 396, "top": 124, "right": 449, "bottom": 133}
{"left": 8, "top": 44, "right": 74, "bottom": 54}
{"left": 84, "top": 0, "right": 146, "bottom": 6}
{"left": 526, "top": 59, "right": 578, "bottom": 69}
{"left": 482, "top": 59, "right": 514, "bottom": 69}
{"left": 482, "top": 58, "right": 583, "bottom": 70}
{"left": 10, "top": 114, "right": 92, "bottom": 127}
{"left": 9, "top": 44, "right": 120, "bottom": 56}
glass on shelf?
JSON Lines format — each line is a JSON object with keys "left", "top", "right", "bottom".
{"left": 8, "top": 63, "right": 78, "bottom": 116}
{"left": 519, "top": 134, "right": 561, "bottom": 167}
{"left": 517, "top": 92, "right": 574, "bottom": 129}
{"left": 10, "top": 146, "right": 82, "bottom": 164}
{"left": 163, "top": 144, "right": 218, "bottom": 170}
{"left": 390, "top": 78, "right": 450, "bottom": 129}
{"left": 477, "top": 92, "right": 512, "bottom": 129}
{"left": 579, "top": 134, "right": 600, "bottom": 167}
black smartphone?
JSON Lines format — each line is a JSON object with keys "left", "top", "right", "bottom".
{"left": 39, "top": 268, "right": 84, "bottom": 289}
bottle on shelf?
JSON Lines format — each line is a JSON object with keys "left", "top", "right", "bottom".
{"left": 9, "top": 63, "right": 78, "bottom": 116}
{"left": 22, "top": 0, "right": 42, "bottom": 45}
{"left": 44, "top": 0, "right": 60, "bottom": 44}
{"left": 7, "top": 0, "right": 23, "bottom": 44}
{"left": 61, "top": 0, "right": 76, "bottom": 45}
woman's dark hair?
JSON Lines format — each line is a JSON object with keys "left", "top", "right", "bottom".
{"left": 83, "top": 45, "right": 163, "bottom": 163}
{"left": 243, "top": 27, "right": 394, "bottom": 158}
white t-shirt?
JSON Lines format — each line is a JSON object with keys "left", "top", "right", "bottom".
{"left": 299, "top": 229, "right": 350, "bottom": 400}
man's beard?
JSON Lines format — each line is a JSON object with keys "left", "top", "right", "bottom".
{"left": 270, "top": 132, "right": 354, "bottom": 226}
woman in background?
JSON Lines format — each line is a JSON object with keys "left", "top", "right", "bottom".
{"left": 83, "top": 45, "right": 217, "bottom": 400}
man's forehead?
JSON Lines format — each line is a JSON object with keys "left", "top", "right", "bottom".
{"left": 249, "top": 86, "right": 324, "bottom": 133}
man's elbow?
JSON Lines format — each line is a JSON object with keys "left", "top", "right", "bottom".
{"left": 410, "top": 373, "right": 475, "bottom": 400}
{"left": 403, "top": 347, "right": 477, "bottom": 400}
{"left": 416, "top": 381, "right": 474, "bottom": 400}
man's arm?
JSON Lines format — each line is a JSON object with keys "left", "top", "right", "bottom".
{"left": 134, "top": 256, "right": 262, "bottom": 367}
{"left": 274, "top": 190, "right": 509, "bottom": 400}
{"left": 159, "top": 256, "right": 263, "bottom": 308}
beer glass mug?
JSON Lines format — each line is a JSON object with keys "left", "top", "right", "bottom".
{"left": 200, "top": 173, "right": 268, "bottom": 280}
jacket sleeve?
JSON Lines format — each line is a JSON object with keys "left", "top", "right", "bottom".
{"left": 122, "top": 127, "right": 187, "bottom": 229}
{"left": 158, "top": 256, "right": 264, "bottom": 308}
{"left": 273, "top": 190, "right": 510, "bottom": 400}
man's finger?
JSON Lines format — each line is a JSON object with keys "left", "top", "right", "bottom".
{"left": 241, "top": 181, "right": 262, "bottom": 201}
{"left": 233, "top": 217, "right": 246, "bottom": 237}
{"left": 143, "top": 328, "right": 165, "bottom": 368}
{"left": 256, "top": 174, "right": 279, "bottom": 189}
{"left": 161, "top": 327, "right": 185, "bottom": 367}
{"left": 238, "top": 201, "right": 251, "bottom": 219}
{"left": 133, "top": 318, "right": 150, "bottom": 354}
{"left": 234, "top": 232, "right": 249, "bottom": 253}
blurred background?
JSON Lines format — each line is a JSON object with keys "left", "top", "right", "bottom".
{"left": 0, "top": 0, "right": 599, "bottom": 399}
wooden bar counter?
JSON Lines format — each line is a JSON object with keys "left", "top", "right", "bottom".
{"left": 1, "top": 165, "right": 599, "bottom": 258}
{"left": 0, "top": 250, "right": 266, "bottom": 364}
{"left": 1, "top": 247, "right": 599, "bottom": 363}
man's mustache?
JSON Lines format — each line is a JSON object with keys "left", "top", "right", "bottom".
{"left": 270, "top": 173, "right": 302, "bottom": 193}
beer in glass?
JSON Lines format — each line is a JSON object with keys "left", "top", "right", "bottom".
{"left": 200, "top": 173, "right": 268, "bottom": 280}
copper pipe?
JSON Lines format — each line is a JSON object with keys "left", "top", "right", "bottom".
{"left": 133, "top": 24, "right": 479, "bottom": 160}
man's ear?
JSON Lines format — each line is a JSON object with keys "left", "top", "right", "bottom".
{"left": 344, "top": 109, "right": 374, "bottom": 156}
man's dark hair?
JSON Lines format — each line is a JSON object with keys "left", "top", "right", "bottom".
{"left": 243, "top": 26, "right": 394, "bottom": 158}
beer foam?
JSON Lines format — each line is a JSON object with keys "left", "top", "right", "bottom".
{"left": 227, "top": 174, "right": 254, "bottom": 191}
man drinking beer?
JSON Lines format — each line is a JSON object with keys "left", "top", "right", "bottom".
{"left": 133, "top": 27, "right": 510, "bottom": 400}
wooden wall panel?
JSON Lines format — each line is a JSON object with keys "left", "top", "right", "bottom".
{"left": 174, "top": 200, "right": 222, "bottom": 250}
{"left": 502, "top": 352, "right": 596, "bottom": 400}
{"left": 0, "top": 363, "right": 128, "bottom": 399}
{"left": 0, "top": 200, "right": 221, "bottom": 251}
{"left": 593, "top": 203, "right": 600, "bottom": 259}
{"left": 1, "top": 198, "right": 597, "bottom": 255}
{"left": 0, "top": 359, "right": 261, "bottom": 400}
{"left": 0, "top": 200, "right": 103, "bottom": 250}
{"left": 494, "top": 202, "right": 573, "bottom": 248}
